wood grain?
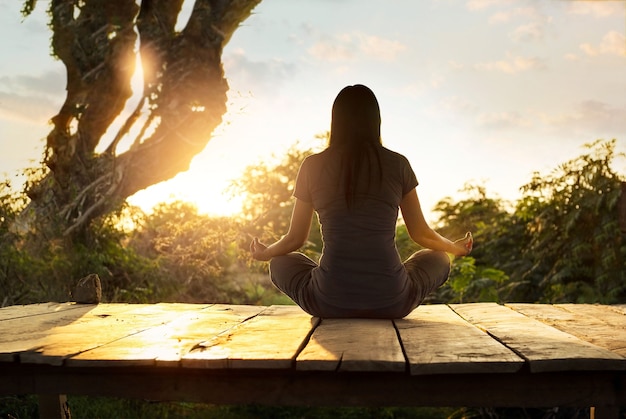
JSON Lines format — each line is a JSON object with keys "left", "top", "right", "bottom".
{"left": 0, "top": 302, "right": 85, "bottom": 321}
{"left": 507, "top": 303, "right": 626, "bottom": 357}
{"left": 66, "top": 304, "right": 264, "bottom": 367}
{"left": 18, "top": 304, "right": 208, "bottom": 366}
{"left": 452, "top": 303, "right": 625, "bottom": 372}
{"left": 396, "top": 304, "right": 523, "bottom": 375}
{"left": 296, "top": 318, "right": 405, "bottom": 372}
{"left": 182, "top": 305, "right": 317, "bottom": 369}
{"left": 1, "top": 302, "right": 625, "bottom": 414}
{"left": 0, "top": 303, "right": 100, "bottom": 362}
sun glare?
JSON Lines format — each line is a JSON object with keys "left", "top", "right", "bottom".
{"left": 111, "top": 29, "right": 256, "bottom": 218}
{"left": 127, "top": 157, "right": 246, "bottom": 218}
{"left": 127, "top": 93, "right": 261, "bottom": 218}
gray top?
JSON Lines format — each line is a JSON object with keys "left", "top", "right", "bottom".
{"left": 294, "top": 146, "right": 418, "bottom": 310}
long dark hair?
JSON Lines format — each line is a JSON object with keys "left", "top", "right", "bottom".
{"left": 329, "top": 84, "right": 383, "bottom": 209}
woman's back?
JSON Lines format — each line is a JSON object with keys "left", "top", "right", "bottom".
{"left": 294, "top": 146, "right": 418, "bottom": 310}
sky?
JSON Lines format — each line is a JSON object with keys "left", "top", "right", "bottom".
{"left": 0, "top": 0, "right": 625, "bottom": 223}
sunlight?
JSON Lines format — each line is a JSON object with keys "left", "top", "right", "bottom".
{"left": 96, "top": 49, "right": 146, "bottom": 155}
{"left": 127, "top": 94, "right": 258, "bottom": 217}
{"left": 127, "top": 83, "right": 324, "bottom": 218}
{"left": 128, "top": 171, "right": 244, "bottom": 218}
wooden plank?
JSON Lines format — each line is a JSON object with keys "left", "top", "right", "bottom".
{"left": 508, "top": 303, "right": 626, "bottom": 357}
{"left": 395, "top": 305, "right": 524, "bottom": 375}
{"left": 558, "top": 304, "right": 626, "bottom": 329}
{"left": 612, "top": 305, "right": 626, "bottom": 315}
{"left": 18, "top": 303, "right": 209, "bottom": 366}
{"left": 66, "top": 304, "right": 265, "bottom": 367}
{"left": 182, "top": 305, "right": 317, "bottom": 369}
{"left": 0, "top": 304, "right": 100, "bottom": 362}
{"left": 295, "top": 318, "right": 405, "bottom": 372}
{"left": 0, "top": 302, "right": 85, "bottom": 321}
{"left": 5, "top": 364, "right": 624, "bottom": 409}
{"left": 452, "top": 303, "right": 626, "bottom": 373}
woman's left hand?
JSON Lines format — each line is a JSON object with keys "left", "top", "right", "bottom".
{"left": 453, "top": 232, "right": 473, "bottom": 256}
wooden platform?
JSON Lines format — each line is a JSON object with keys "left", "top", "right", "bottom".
{"left": 0, "top": 302, "right": 625, "bottom": 416}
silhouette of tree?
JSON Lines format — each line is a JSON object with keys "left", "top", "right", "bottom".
{"left": 20, "top": 0, "right": 261, "bottom": 239}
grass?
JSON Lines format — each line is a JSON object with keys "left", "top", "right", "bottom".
{"left": 0, "top": 396, "right": 456, "bottom": 419}
{"left": 3, "top": 395, "right": 612, "bottom": 418}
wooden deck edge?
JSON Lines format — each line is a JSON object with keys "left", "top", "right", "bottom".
{"left": 1, "top": 364, "right": 624, "bottom": 408}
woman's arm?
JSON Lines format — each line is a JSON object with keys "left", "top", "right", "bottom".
{"left": 250, "top": 198, "right": 315, "bottom": 261}
{"left": 400, "top": 188, "right": 472, "bottom": 257}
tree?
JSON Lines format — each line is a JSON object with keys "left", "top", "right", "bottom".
{"left": 128, "top": 201, "right": 247, "bottom": 303}
{"left": 432, "top": 184, "right": 517, "bottom": 270}
{"left": 228, "top": 140, "right": 325, "bottom": 259}
{"left": 512, "top": 139, "right": 625, "bottom": 303}
{"left": 431, "top": 139, "right": 626, "bottom": 304}
{"left": 425, "top": 186, "right": 512, "bottom": 303}
{"left": 20, "top": 0, "right": 261, "bottom": 239}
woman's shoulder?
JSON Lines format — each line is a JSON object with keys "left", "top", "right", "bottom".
{"left": 380, "top": 146, "right": 411, "bottom": 165}
{"left": 302, "top": 148, "right": 335, "bottom": 165}
{"left": 298, "top": 149, "right": 334, "bottom": 175}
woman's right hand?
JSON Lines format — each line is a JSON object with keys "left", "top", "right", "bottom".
{"left": 250, "top": 237, "right": 272, "bottom": 261}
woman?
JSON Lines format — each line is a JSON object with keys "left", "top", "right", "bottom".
{"left": 250, "top": 84, "right": 472, "bottom": 318}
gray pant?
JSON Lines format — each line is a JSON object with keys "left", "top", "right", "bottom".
{"left": 269, "top": 249, "right": 451, "bottom": 318}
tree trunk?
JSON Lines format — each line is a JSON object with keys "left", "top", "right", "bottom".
{"left": 22, "top": 0, "right": 261, "bottom": 238}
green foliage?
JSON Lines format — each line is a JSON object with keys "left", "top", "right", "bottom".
{"left": 2, "top": 138, "right": 624, "bottom": 307}
{"left": 432, "top": 139, "right": 625, "bottom": 304}
{"left": 128, "top": 201, "right": 245, "bottom": 303}
{"left": 20, "top": 0, "right": 37, "bottom": 17}
{"left": 432, "top": 184, "right": 523, "bottom": 272}
{"left": 435, "top": 257, "right": 508, "bottom": 304}
{"left": 229, "top": 142, "right": 310, "bottom": 238}
{"left": 0, "top": 193, "right": 167, "bottom": 305}
{"left": 0, "top": 394, "right": 456, "bottom": 419}
{"left": 395, "top": 223, "right": 421, "bottom": 262}
{"left": 425, "top": 183, "right": 513, "bottom": 304}
{"left": 512, "top": 139, "right": 625, "bottom": 303}
{"left": 228, "top": 140, "right": 325, "bottom": 262}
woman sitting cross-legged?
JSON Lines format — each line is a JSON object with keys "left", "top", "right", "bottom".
{"left": 250, "top": 84, "right": 472, "bottom": 319}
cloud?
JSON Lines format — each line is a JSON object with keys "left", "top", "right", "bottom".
{"left": 466, "top": 0, "right": 510, "bottom": 11}
{"left": 0, "top": 70, "right": 64, "bottom": 97}
{"left": 476, "top": 111, "right": 531, "bottom": 130}
{"left": 448, "top": 60, "right": 465, "bottom": 71}
{"left": 439, "top": 96, "right": 478, "bottom": 114}
{"left": 0, "top": 71, "right": 64, "bottom": 124}
{"left": 510, "top": 20, "right": 549, "bottom": 42}
{"left": 308, "top": 32, "right": 406, "bottom": 62}
{"left": 487, "top": 6, "right": 553, "bottom": 42}
{"left": 580, "top": 30, "right": 626, "bottom": 57}
{"left": 358, "top": 34, "right": 406, "bottom": 61}
{"left": 223, "top": 49, "right": 298, "bottom": 97}
{"left": 308, "top": 35, "right": 355, "bottom": 62}
{"left": 393, "top": 74, "right": 446, "bottom": 99}
{"left": 0, "top": 91, "right": 57, "bottom": 125}
{"left": 474, "top": 52, "right": 545, "bottom": 74}
{"left": 488, "top": 6, "right": 539, "bottom": 24}
{"left": 539, "top": 100, "right": 626, "bottom": 136}
{"left": 567, "top": 2, "right": 625, "bottom": 18}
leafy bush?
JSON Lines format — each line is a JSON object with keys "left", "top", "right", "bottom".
{"left": 433, "top": 139, "right": 625, "bottom": 304}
